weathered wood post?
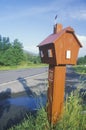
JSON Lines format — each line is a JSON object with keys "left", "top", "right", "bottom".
{"left": 37, "top": 23, "right": 82, "bottom": 124}
{"left": 47, "top": 65, "right": 66, "bottom": 124}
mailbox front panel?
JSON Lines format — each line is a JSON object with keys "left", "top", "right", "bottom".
{"left": 39, "top": 43, "right": 56, "bottom": 65}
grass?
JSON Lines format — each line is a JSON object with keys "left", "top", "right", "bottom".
{"left": 55, "top": 92, "right": 86, "bottom": 130}
{"left": 73, "top": 65, "right": 86, "bottom": 74}
{"left": 0, "top": 64, "right": 48, "bottom": 71}
{"left": 8, "top": 92, "right": 86, "bottom": 130}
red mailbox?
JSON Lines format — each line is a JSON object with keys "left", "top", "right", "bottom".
{"left": 38, "top": 24, "right": 82, "bottom": 65}
{"left": 37, "top": 23, "right": 82, "bottom": 124}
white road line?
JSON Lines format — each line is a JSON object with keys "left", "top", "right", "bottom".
{"left": 0, "top": 72, "right": 47, "bottom": 86}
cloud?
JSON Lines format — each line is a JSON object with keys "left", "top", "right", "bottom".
{"left": 69, "top": 10, "right": 86, "bottom": 20}
{"left": 0, "top": 2, "right": 58, "bottom": 22}
{"left": 0, "top": 1, "right": 64, "bottom": 22}
{"left": 0, "top": 0, "right": 86, "bottom": 22}
{"left": 77, "top": 34, "right": 86, "bottom": 56}
{"left": 0, "top": 8, "right": 45, "bottom": 22}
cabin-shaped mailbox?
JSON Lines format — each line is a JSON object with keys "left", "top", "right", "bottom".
{"left": 38, "top": 24, "right": 82, "bottom": 65}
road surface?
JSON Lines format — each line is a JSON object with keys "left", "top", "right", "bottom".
{"left": 0, "top": 66, "right": 86, "bottom": 94}
{"left": 0, "top": 67, "right": 48, "bottom": 94}
{"left": 0, "top": 67, "right": 48, "bottom": 84}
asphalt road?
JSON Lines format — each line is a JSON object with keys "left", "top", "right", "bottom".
{"left": 0, "top": 67, "right": 48, "bottom": 84}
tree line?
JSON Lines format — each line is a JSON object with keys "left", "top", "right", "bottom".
{"left": 0, "top": 35, "right": 41, "bottom": 66}
{"left": 77, "top": 55, "right": 86, "bottom": 65}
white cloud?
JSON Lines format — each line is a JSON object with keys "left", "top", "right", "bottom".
{"left": 0, "top": 4, "right": 58, "bottom": 21}
{"left": 70, "top": 10, "right": 86, "bottom": 20}
{"left": 0, "top": 0, "right": 86, "bottom": 22}
{"left": 77, "top": 34, "right": 86, "bottom": 56}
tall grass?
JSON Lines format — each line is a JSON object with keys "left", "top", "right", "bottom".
{"left": 9, "top": 92, "right": 86, "bottom": 130}
{"left": 54, "top": 92, "right": 86, "bottom": 130}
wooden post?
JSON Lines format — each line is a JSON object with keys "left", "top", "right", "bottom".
{"left": 47, "top": 65, "right": 66, "bottom": 124}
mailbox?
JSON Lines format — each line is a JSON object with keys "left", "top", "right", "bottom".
{"left": 38, "top": 24, "right": 82, "bottom": 65}
{"left": 37, "top": 23, "right": 82, "bottom": 124}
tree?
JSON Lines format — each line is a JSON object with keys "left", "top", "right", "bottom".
{"left": 1, "top": 36, "right": 11, "bottom": 50}
{"left": 12, "top": 39, "right": 24, "bottom": 65}
{"left": 0, "top": 34, "right": 41, "bottom": 66}
{"left": 0, "top": 35, "right": 25, "bottom": 66}
{"left": 77, "top": 55, "right": 86, "bottom": 65}
{"left": 2, "top": 47, "right": 15, "bottom": 66}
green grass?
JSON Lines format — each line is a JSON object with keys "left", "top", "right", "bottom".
{"left": 73, "top": 65, "right": 86, "bottom": 74}
{"left": 0, "top": 64, "right": 48, "bottom": 71}
{"left": 55, "top": 92, "right": 86, "bottom": 130}
{"left": 8, "top": 92, "right": 86, "bottom": 130}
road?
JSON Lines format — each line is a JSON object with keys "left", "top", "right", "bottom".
{"left": 0, "top": 67, "right": 48, "bottom": 84}
{"left": 0, "top": 67, "right": 48, "bottom": 94}
{"left": 0, "top": 66, "right": 86, "bottom": 94}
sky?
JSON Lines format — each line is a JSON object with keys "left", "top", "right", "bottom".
{"left": 0, "top": 0, "right": 86, "bottom": 56}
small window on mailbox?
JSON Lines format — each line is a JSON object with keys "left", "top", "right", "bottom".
{"left": 66, "top": 50, "right": 71, "bottom": 59}
{"left": 48, "top": 49, "right": 53, "bottom": 58}
{"left": 40, "top": 50, "right": 44, "bottom": 58}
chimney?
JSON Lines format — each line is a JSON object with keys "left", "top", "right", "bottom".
{"left": 53, "top": 23, "right": 63, "bottom": 34}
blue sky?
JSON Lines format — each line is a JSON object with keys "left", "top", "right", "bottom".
{"left": 0, "top": 0, "right": 86, "bottom": 56}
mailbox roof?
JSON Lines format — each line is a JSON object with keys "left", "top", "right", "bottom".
{"left": 38, "top": 27, "right": 82, "bottom": 47}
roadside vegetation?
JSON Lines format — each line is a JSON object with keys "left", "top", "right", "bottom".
{"left": 73, "top": 55, "right": 86, "bottom": 74}
{"left": 74, "top": 65, "right": 86, "bottom": 74}
{"left": 8, "top": 91, "right": 86, "bottom": 130}
{"left": 0, "top": 35, "right": 47, "bottom": 71}
{"left": 0, "top": 63, "right": 47, "bottom": 71}
{"left": 77, "top": 56, "right": 86, "bottom": 65}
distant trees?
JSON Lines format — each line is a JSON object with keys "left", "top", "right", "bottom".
{"left": 0, "top": 35, "right": 41, "bottom": 66}
{"left": 0, "top": 35, "right": 24, "bottom": 66}
{"left": 77, "top": 55, "right": 86, "bottom": 65}
{"left": 24, "top": 51, "right": 41, "bottom": 64}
